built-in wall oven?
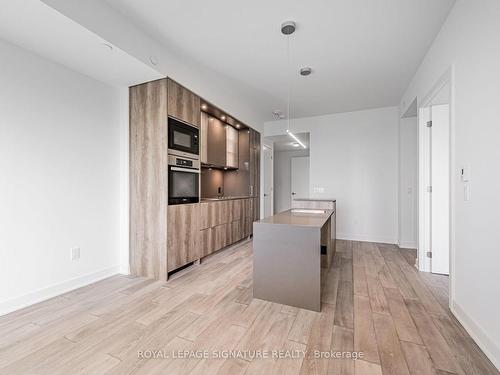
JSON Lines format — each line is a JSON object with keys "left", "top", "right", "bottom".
{"left": 168, "top": 155, "right": 200, "bottom": 205}
{"left": 168, "top": 117, "right": 199, "bottom": 159}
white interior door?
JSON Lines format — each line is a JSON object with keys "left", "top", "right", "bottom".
{"left": 430, "top": 104, "right": 450, "bottom": 275}
{"left": 291, "top": 156, "right": 310, "bottom": 204}
{"left": 263, "top": 145, "right": 273, "bottom": 218}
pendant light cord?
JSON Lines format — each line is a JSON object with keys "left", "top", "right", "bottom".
{"left": 287, "top": 34, "right": 291, "bottom": 132}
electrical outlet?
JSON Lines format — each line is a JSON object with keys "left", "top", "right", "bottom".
{"left": 71, "top": 247, "right": 81, "bottom": 261}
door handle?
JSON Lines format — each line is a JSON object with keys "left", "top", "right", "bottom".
{"left": 291, "top": 192, "right": 297, "bottom": 195}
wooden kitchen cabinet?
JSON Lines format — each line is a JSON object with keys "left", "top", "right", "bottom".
{"left": 249, "top": 129, "right": 261, "bottom": 200}
{"left": 198, "top": 198, "right": 254, "bottom": 258}
{"left": 167, "top": 203, "right": 200, "bottom": 272}
{"left": 229, "top": 199, "right": 242, "bottom": 222}
{"left": 200, "top": 227, "right": 216, "bottom": 257}
{"left": 241, "top": 198, "right": 254, "bottom": 237}
{"left": 129, "top": 79, "right": 168, "bottom": 280}
{"left": 231, "top": 220, "right": 243, "bottom": 243}
{"left": 226, "top": 126, "right": 239, "bottom": 168}
{"left": 203, "top": 115, "right": 239, "bottom": 168}
{"left": 200, "top": 201, "right": 219, "bottom": 229}
{"left": 167, "top": 78, "right": 201, "bottom": 127}
{"left": 206, "top": 117, "right": 227, "bottom": 167}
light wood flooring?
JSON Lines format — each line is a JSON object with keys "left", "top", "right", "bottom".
{"left": 0, "top": 240, "right": 498, "bottom": 375}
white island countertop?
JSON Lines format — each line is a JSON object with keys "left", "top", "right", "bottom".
{"left": 257, "top": 208, "right": 334, "bottom": 228}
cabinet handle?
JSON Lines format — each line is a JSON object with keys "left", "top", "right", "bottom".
{"left": 170, "top": 167, "right": 200, "bottom": 174}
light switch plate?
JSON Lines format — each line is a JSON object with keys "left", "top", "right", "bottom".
{"left": 461, "top": 165, "right": 471, "bottom": 182}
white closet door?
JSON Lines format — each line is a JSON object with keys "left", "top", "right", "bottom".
{"left": 430, "top": 104, "right": 450, "bottom": 275}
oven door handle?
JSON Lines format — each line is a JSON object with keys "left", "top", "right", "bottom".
{"left": 170, "top": 166, "right": 200, "bottom": 174}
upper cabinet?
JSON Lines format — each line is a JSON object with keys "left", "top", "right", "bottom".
{"left": 206, "top": 116, "right": 227, "bottom": 167}
{"left": 226, "top": 126, "right": 239, "bottom": 168}
{"left": 167, "top": 78, "right": 201, "bottom": 127}
{"left": 201, "top": 112, "right": 240, "bottom": 169}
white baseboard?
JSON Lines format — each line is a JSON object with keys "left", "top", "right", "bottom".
{"left": 0, "top": 265, "right": 120, "bottom": 317}
{"left": 451, "top": 300, "right": 500, "bottom": 371}
{"left": 398, "top": 241, "right": 417, "bottom": 249}
{"left": 336, "top": 233, "right": 397, "bottom": 245}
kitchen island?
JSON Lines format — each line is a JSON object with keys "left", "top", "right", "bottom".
{"left": 253, "top": 208, "right": 335, "bottom": 312}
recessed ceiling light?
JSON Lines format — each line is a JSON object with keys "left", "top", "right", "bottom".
{"left": 292, "top": 142, "right": 300, "bottom": 147}
{"left": 299, "top": 67, "right": 312, "bottom": 76}
{"left": 221, "top": 115, "right": 226, "bottom": 121}
{"left": 235, "top": 124, "right": 240, "bottom": 128}
{"left": 201, "top": 104, "right": 207, "bottom": 110}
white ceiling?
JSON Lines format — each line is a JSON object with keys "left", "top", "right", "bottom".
{"left": 266, "top": 133, "right": 310, "bottom": 152}
{"left": 0, "top": 0, "right": 162, "bottom": 88}
{"left": 104, "top": 0, "right": 455, "bottom": 118}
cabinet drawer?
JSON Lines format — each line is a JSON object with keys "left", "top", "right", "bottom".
{"left": 231, "top": 220, "right": 243, "bottom": 243}
{"left": 200, "top": 227, "right": 216, "bottom": 257}
{"left": 215, "top": 223, "right": 231, "bottom": 250}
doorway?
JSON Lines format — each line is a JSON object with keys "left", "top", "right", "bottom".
{"left": 291, "top": 156, "right": 310, "bottom": 203}
{"left": 263, "top": 132, "right": 310, "bottom": 214}
{"left": 418, "top": 69, "right": 453, "bottom": 276}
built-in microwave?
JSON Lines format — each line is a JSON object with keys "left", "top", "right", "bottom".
{"left": 168, "top": 155, "right": 200, "bottom": 205}
{"left": 168, "top": 117, "right": 199, "bottom": 159}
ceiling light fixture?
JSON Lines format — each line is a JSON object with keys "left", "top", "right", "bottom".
{"left": 149, "top": 55, "right": 158, "bottom": 66}
{"left": 286, "top": 129, "right": 306, "bottom": 149}
{"left": 281, "top": 21, "right": 307, "bottom": 150}
{"left": 201, "top": 104, "right": 208, "bottom": 110}
{"left": 292, "top": 142, "right": 300, "bottom": 147}
{"left": 300, "top": 67, "right": 312, "bottom": 76}
{"left": 221, "top": 115, "right": 226, "bottom": 121}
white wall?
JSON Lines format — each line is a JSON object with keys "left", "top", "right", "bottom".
{"left": 265, "top": 107, "right": 399, "bottom": 243}
{"left": 273, "top": 149, "right": 310, "bottom": 214}
{"left": 400, "top": 0, "right": 500, "bottom": 368}
{"left": 0, "top": 39, "right": 122, "bottom": 315}
{"left": 398, "top": 117, "right": 418, "bottom": 249}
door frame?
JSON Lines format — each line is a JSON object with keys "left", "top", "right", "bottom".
{"left": 262, "top": 144, "right": 274, "bottom": 217}
{"left": 417, "top": 65, "right": 456, "bottom": 305}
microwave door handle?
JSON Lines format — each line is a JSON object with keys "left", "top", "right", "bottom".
{"left": 170, "top": 167, "right": 200, "bottom": 174}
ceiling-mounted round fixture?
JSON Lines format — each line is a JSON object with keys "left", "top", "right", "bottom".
{"left": 149, "top": 55, "right": 158, "bottom": 66}
{"left": 201, "top": 103, "right": 207, "bottom": 110}
{"left": 221, "top": 115, "right": 226, "bottom": 121}
{"left": 281, "top": 21, "right": 296, "bottom": 35}
{"left": 299, "top": 67, "right": 312, "bottom": 76}
{"left": 272, "top": 110, "right": 285, "bottom": 120}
